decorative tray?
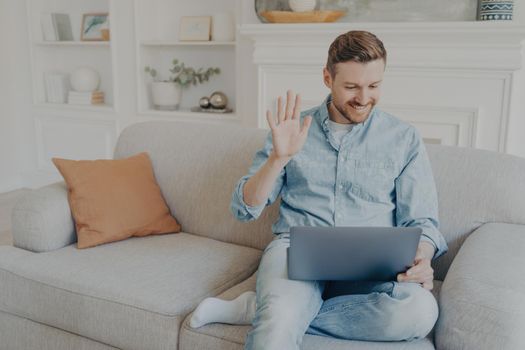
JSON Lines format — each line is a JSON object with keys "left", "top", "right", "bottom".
{"left": 190, "top": 106, "right": 233, "bottom": 114}
{"left": 260, "top": 10, "right": 346, "bottom": 23}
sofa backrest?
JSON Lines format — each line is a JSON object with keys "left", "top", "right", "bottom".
{"left": 425, "top": 144, "right": 525, "bottom": 279}
{"left": 114, "top": 121, "right": 525, "bottom": 280}
{"left": 114, "top": 120, "right": 278, "bottom": 253}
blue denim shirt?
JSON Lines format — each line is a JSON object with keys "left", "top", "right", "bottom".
{"left": 231, "top": 95, "right": 448, "bottom": 259}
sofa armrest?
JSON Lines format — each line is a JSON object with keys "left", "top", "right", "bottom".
{"left": 11, "top": 182, "right": 76, "bottom": 252}
{"left": 435, "top": 222, "right": 525, "bottom": 350}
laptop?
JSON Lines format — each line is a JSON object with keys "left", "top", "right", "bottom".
{"left": 287, "top": 226, "right": 421, "bottom": 282}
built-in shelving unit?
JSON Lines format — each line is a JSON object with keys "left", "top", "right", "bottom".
{"left": 134, "top": 0, "right": 240, "bottom": 121}
{"left": 26, "top": 0, "right": 116, "bottom": 111}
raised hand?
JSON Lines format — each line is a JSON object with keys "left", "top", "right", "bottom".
{"left": 266, "top": 90, "right": 313, "bottom": 162}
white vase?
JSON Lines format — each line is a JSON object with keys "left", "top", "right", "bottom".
{"left": 150, "top": 82, "right": 182, "bottom": 110}
{"left": 289, "top": 0, "right": 317, "bottom": 12}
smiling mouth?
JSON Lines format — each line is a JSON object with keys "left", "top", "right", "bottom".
{"left": 349, "top": 102, "right": 369, "bottom": 111}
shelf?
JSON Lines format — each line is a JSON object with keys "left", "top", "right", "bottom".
{"left": 140, "top": 109, "right": 238, "bottom": 121}
{"left": 140, "top": 40, "right": 235, "bottom": 47}
{"left": 35, "top": 103, "right": 115, "bottom": 112}
{"left": 35, "top": 41, "right": 110, "bottom": 46}
{"left": 240, "top": 21, "right": 525, "bottom": 39}
{"left": 134, "top": 0, "right": 241, "bottom": 125}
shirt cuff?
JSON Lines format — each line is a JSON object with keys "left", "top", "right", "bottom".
{"left": 232, "top": 177, "right": 266, "bottom": 220}
{"left": 419, "top": 235, "right": 437, "bottom": 255}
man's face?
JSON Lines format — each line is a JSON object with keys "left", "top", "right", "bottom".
{"left": 323, "top": 59, "right": 385, "bottom": 124}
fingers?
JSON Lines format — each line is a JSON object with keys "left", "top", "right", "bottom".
{"left": 404, "top": 268, "right": 433, "bottom": 282}
{"left": 397, "top": 272, "right": 434, "bottom": 291}
{"left": 273, "top": 90, "right": 303, "bottom": 126}
{"left": 422, "top": 280, "right": 434, "bottom": 291}
{"left": 406, "top": 264, "right": 426, "bottom": 277}
{"left": 397, "top": 269, "right": 433, "bottom": 284}
{"left": 266, "top": 110, "right": 276, "bottom": 130}
{"left": 292, "top": 93, "right": 301, "bottom": 120}
{"left": 277, "top": 96, "right": 284, "bottom": 124}
{"left": 285, "top": 90, "right": 293, "bottom": 120}
{"left": 398, "top": 258, "right": 433, "bottom": 283}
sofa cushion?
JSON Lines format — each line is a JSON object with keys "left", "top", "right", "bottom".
{"left": 52, "top": 152, "right": 181, "bottom": 249}
{"left": 0, "top": 233, "right": 261, "bottom": 350}
{"left": 436, "top": 223, "right": 525, "bottom": 350}
{"left": 180, "top": 274, "right": 443, "bottom": 350}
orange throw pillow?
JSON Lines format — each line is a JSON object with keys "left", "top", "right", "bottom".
{"left": 52, "top": 152, "right": 181, "bottom": 249}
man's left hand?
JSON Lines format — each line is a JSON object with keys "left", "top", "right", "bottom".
{"left": 397, "top": 242, "right": 435, "bottom": 291}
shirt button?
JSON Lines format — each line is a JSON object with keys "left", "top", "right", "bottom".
{"left": 339, "top": 184, "right": 344, "bottom": 189}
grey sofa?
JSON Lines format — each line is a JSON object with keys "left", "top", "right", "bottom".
{"left": 1, "top": 120, "right": 525, "bottom": 350}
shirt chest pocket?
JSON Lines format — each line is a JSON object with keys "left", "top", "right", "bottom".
{"left": 349, "top": 158, "right": 397, "bottom": 202}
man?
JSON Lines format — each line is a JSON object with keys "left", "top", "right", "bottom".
{"left": 190, "top": 30, "right": 448, "bottom": 350}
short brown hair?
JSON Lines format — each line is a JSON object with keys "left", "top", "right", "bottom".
{"left": 326, "top": 31, "right": 387, "bottom": 77}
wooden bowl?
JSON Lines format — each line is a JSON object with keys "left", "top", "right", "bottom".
{"left": 260, "top": 10, "right": 346, "bottom": 23}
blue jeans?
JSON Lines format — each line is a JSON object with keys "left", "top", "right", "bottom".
{"left": 245, "top": 234, "right": 439, "bottom": 350}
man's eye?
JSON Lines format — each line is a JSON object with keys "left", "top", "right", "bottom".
{"left": 370, "top": 85, "right": 378, "bottom": 89}
{"left": 345, "top": 86, "right": 357, "bottom": 90}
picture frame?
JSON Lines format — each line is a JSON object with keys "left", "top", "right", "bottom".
{"left": 81, "top": 13, "right": 110, "bottom": 41}
{"left": 179, "top": 16, "right": 211, "bottom": 41}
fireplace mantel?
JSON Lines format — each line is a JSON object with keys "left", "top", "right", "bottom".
{"left": 240, "top": 21, "right": 525, "bottom": 154}
{"left": 240, "top": 21, "right": 525, "bottom": 69}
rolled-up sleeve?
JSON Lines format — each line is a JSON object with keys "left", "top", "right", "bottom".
{"left": 395, "top": 127, "right": 448, "bottom": 259}
{"left": 230, "top": 131, "right": 285, "bottom": 222}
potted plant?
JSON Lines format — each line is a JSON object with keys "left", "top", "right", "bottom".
{"left": 144, "top": 59, "right": 220, "bottom": 110}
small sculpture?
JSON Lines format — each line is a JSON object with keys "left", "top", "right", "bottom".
{"left": 191, "top": 91, "right": 231, "bottom": 113}
{"left": 70, "top": 67, "right": 100, "bottom": 92}
{"left": 199, "top": 96, "right": 211, "bottom": 109}
{"left": 209, "top": 91, "right": 228, "bottom": 109}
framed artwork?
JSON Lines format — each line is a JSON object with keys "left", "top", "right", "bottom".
{"left": 179, "top": 16, "right": 211, "bottom": 41}
{"left": 81, "top": 13, "right": 109, "bottom": 41}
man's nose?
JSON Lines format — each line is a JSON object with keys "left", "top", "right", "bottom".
{"left": 355, "top": 89, "right": 371, "bottom": 105}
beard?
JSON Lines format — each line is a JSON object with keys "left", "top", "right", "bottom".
{"left": 330, "top": 99, "right": 374, "bottom": 124}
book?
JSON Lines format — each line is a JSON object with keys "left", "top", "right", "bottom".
{"left": 53, "top": 13, "right": 73, "bottom": 41}
{"left": 67, "top": 91, "right": 105, "bottom": 105}
{"left": 68, "top": 91, "right": 104, "bottom": 97}
{"left": 44, "top": 72, "right": 70, "bottom": 103}
{"left": 40, "top": 13, "right": 73, "bottom": 41}
{"left": 40, "top": 13, "right": 57, "bottom": 41}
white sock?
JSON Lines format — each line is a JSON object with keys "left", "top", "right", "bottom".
{"left": 189, "top": 291, "right": 256, "bottom": 328}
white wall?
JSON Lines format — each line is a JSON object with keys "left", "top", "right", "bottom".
{"left": 0, "top": 0, "right": 35, "bottom": 193}
{"left": 0, "top": 1, "right": 19, "bottom": 192}
{"left": 1, "top": 0, "right": 524, "bottom": 192}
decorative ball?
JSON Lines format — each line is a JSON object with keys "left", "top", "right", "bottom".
{"left": 70, "top": 67, "right": 100, "bottom": 92}
{"left": 209, "top": 91, "right": 228, "bottom": 109}
{"left": 199, "top": 96, "right": 210, "bottom": 109}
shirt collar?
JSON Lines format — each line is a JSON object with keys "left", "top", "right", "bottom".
{"left": 317, "top": 94, "right": 377, "bottom": 134}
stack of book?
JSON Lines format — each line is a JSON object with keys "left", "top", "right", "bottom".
{"left": 44, "top": 72, "right": 70, "bottom": 104}
{"left": 68, "top": 91, "right": 105, "bottom": 105}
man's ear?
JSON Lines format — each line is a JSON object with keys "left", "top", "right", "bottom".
{"left": 323, "top": 67, "right": 332, "bottom": 89}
